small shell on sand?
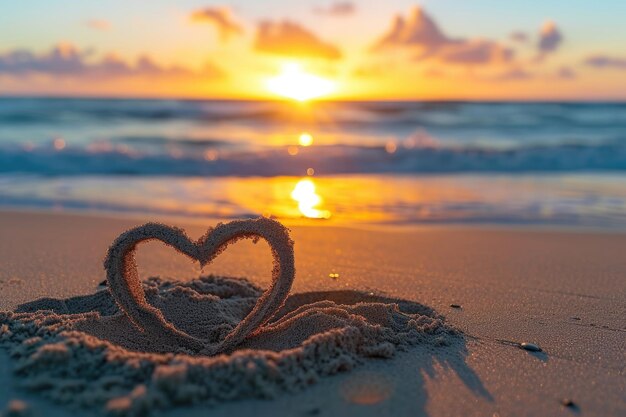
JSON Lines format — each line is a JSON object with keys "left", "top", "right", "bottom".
{"left": 520, "top": 342, "right": 542, "bottom": 352}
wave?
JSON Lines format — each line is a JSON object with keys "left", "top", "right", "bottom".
{"left": 2, "top": 141, "right": 626, "bottom": 177}
{"left": 2, "top": 99, "right": 626, "bottom": 131}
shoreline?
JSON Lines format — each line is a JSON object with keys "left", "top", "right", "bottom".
{"left": 2, "top": 206, "right": 626, "bottom": 236}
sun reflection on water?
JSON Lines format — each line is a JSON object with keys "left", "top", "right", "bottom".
{"left": 290, "top": 178, "right": 331, "bottom": 219}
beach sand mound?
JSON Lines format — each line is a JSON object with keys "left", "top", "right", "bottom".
{"left": 0, "top": 275, "right": 459, "bottom": 416}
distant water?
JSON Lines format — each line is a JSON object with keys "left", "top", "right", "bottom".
{"left": 1, "top": 97, "right": 625, "bottom": 228}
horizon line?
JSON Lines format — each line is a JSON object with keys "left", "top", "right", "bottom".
{"left": 1, "top": 93, "right": 625, "bottom": 104}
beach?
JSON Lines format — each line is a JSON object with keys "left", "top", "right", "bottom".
{"left": 1, "top": 210, "right": 624, "bottom": 416}
{"left": 3, "top": 1, "right": 626, "bottom": 415}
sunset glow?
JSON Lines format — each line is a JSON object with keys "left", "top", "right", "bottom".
{"left": 299, "top": 133, "right": 313, "bottom": 147}
{"left": 266, "top": 64, "right": 336, "bottom": 101}
{"left": 2, "top": 2, "right": 626, "bottom": 100}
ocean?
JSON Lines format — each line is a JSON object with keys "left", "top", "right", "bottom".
{"left": 1, "top": 97, "right": 625, "bottom": 228}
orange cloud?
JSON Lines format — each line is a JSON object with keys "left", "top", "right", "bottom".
{"left": 0, "top": 43, "right": 224, "bottom": 79}
{"left": 191, "top": 7, "right": 243, "bottom": 41}
{"left": 255, "top": 20, "right": 342, "bottom": 60}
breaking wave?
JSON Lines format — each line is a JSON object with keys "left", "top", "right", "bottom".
{"left": 1, "top": 140, "right": 625, "bottom": 177}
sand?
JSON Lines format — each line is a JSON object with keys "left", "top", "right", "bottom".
{"left": 0, "top": 210, "right": 625, "bottom": 417}
{"left": 1, "top": 274, "right": 455, "bottom": 416}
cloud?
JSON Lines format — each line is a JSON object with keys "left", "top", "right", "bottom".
{"left": 86, "top": 19, "right": 111, "bottom": 31}
{"left": 190, "top": 7, "right": 243, "bottom": 41}
{"left": 436, "top": 40, "right": 513, "bottom": 65}
{"left": 372, "top": 7, "right": 513, "bottom": 66}
{"left": 313, "top": 2, "right": 355, "bottom": 17}
{"left": 255, "top": 20, "right": 342, "bottom": 60}
{"left": 0, "top": 43, "right": 224, "bottom": 79}
{"left": 0, "top": 43, "right": 87, "bottom": 75}
{"left": 556, "top": 66, "right": 576, "bottom": 79}
{"left": 492, "top": 68, "right": 534, "bottom": 81}
{"left": 583, "top": 54, "right": 626, "bottom": 70}
{"left": 373, "top": 7, "right": 449, "bottom": 51}
{"left": 538, "top": 21, "right": 562, "bottom": 54}
{"left": 509, "top": 31, "right": 528, "bottom": 43}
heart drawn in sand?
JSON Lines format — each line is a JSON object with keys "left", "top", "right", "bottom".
{"left": 104, "top": 217, "right": 295, "bottom": 355}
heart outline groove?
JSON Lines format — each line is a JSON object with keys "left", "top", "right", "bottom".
{"left": 103, "top": 216, "right": 295, "bottom": 355}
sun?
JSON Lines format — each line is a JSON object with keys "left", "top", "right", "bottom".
{"left": 265, "top": 63, "right": 336, "bottom": 102}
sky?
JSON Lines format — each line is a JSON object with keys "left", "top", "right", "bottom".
{"left": 1, "top": 0, "right": 625, "bottom": 100}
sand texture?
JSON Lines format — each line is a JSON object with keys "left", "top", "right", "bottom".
{"left": 1, "top": 275, "right": 456, "bottom": 416}
{"left": 0, "top": 211, "right": 625, "bottom": 417}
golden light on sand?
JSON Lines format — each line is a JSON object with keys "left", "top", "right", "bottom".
{"left": 299, "top": 132, "right": 313, "bottom": 146}
{"left": 291, "top": 178, "right": 331, "bottom": 219}
{"left": 266, "top": 63, "right": 335, "bottom": 102}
